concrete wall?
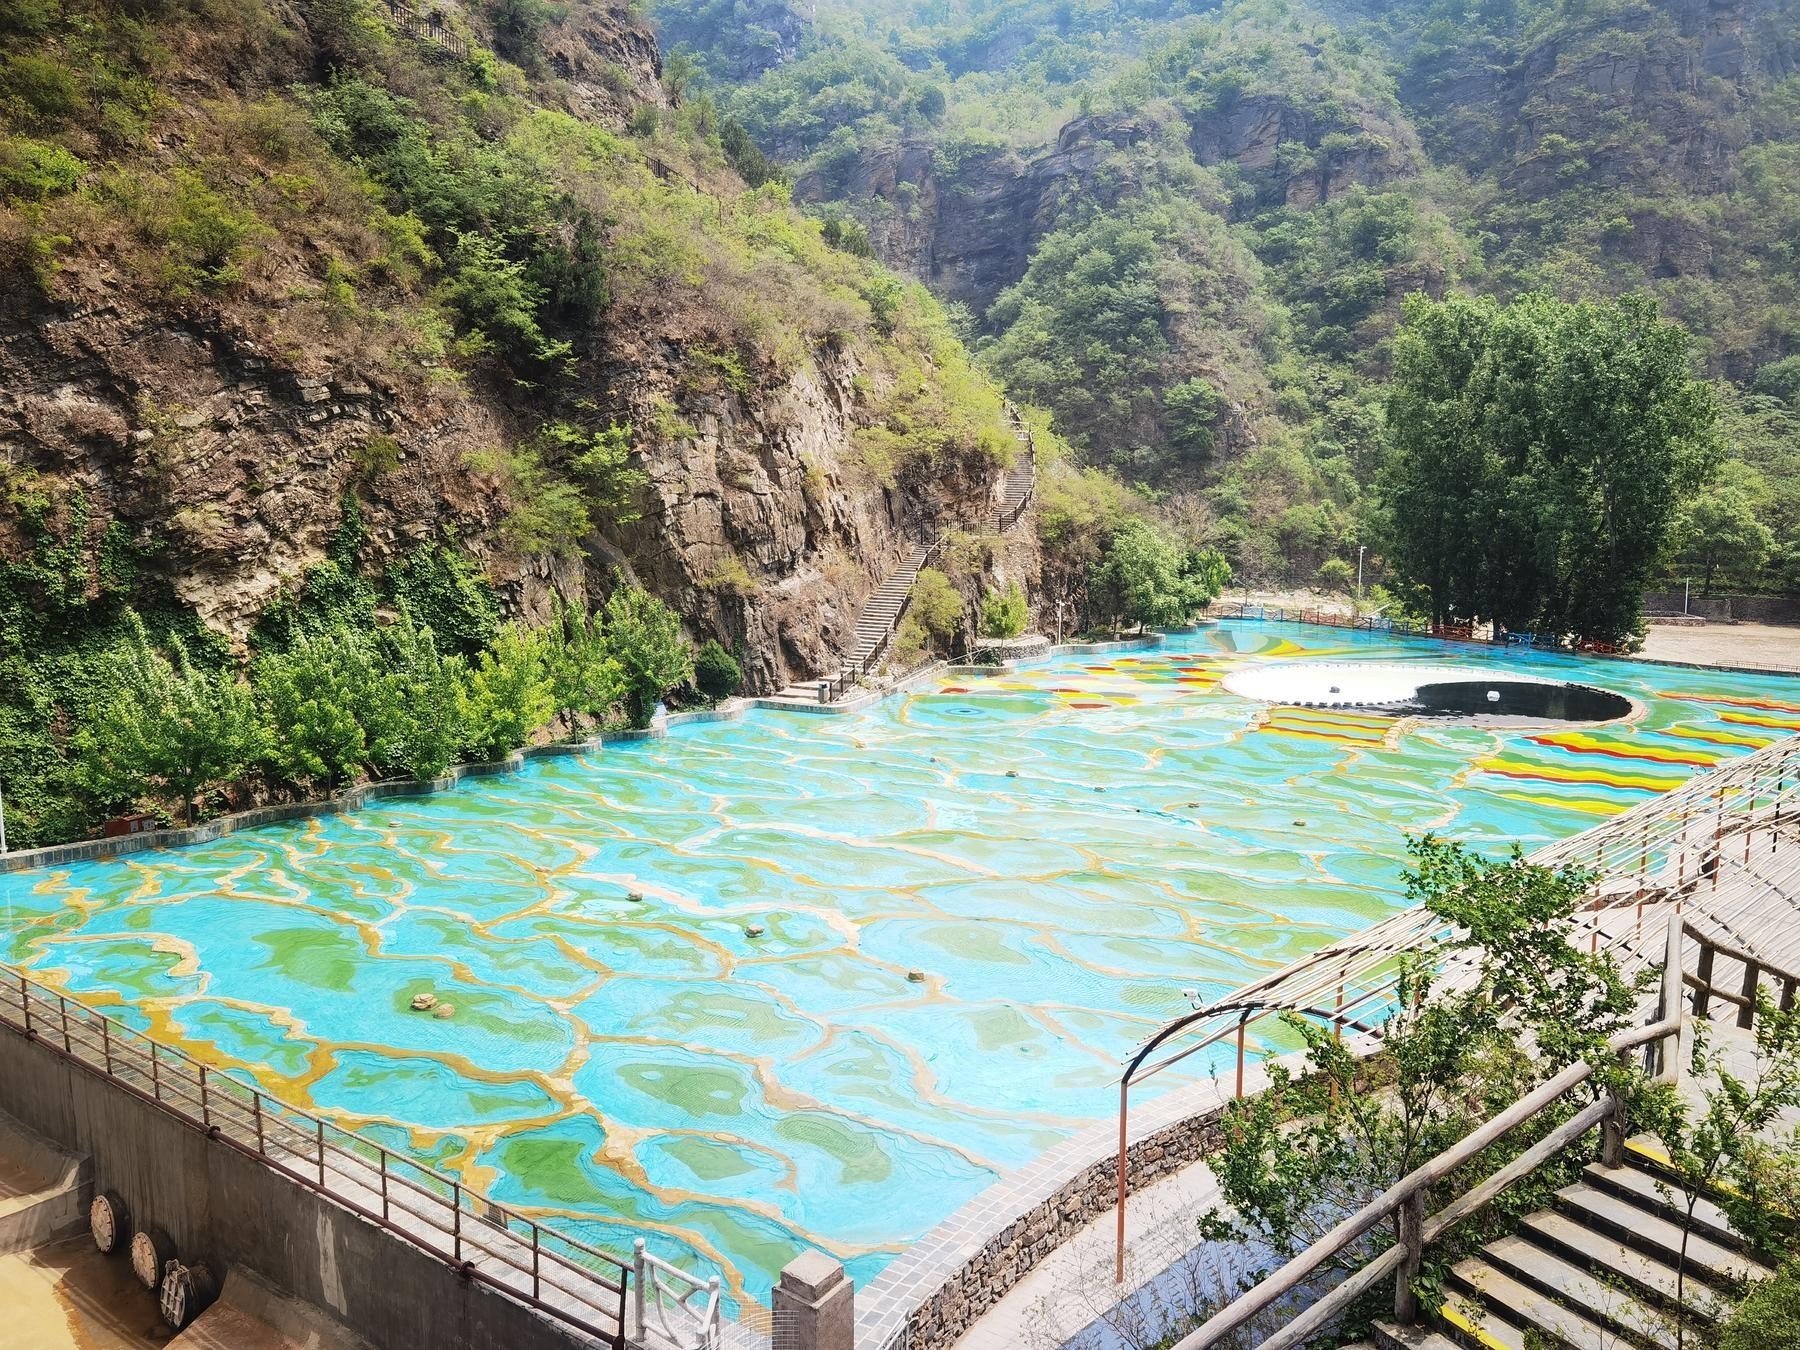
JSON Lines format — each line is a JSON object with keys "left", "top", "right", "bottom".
{"left": 0, "top": 1028, "right": 596, "bottom": 1350}
{"left": 893, "top": 1103, "right": 1228, "bottom": 1350}
{"left": 1644, "top": 591, "right": 1800, "bottom": 625}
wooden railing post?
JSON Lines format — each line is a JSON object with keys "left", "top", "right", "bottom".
{"left": 1394, "top": 1189, "right": 1425, "bottom": 1324}
{"left": 1693, "top": 944, "right": 1715, "bottom": 1019}
{"left": 1738, "top": 957, "right": 1761, "bottom": 1030}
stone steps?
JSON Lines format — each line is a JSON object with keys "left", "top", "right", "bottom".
{"left": 1413, "top": 1146, "right": 1766, "bottom": 1350}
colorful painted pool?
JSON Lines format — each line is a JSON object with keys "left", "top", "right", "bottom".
{"left": 4, "top": 623, "right": 1799, "bottom": 1308}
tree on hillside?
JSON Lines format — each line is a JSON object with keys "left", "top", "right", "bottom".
{"left": 600, "top": 585, "right": 693, "bottom": 729}
{"left": 1673, "top": 464, "right": 1775, "bottom": 595}
{"left": 256, "top": 628, "right": 384, "bottom": 790}
{"left": 77, "top": 614, "right": 264, "bottom": 823}
{"left": 1090, "top": 520, "right": 1230, "bottom": 631}
{"left": 1381, "top": 292, "right": 1716, "bottom": 641}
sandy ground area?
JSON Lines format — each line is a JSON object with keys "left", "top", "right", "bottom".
{"left": 0, "top": 1236, "right": 169, "bottom": 1350}
{"left": 1638, "top": 622, "right": 1800, "bottom": 673}
{"left": 1231, "top": 588, "right": 1800, "bottom": 675}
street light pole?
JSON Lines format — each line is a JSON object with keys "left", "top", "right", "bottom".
{"left": 0, "top": 780, "right": 9, "bottom": 855}
{"left": 1356, "top": 544, "right": 1366, "bottom": 600}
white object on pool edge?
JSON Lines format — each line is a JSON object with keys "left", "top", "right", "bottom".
{"left": 1221, "top": 661, "right": 1565, "bottom": 708}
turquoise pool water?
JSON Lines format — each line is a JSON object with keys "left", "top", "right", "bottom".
{"left": 5, "top": 622, "right": 1799, "bottom": 1306}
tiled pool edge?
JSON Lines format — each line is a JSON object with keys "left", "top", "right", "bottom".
{"left": 851, "top": 1046, "right": 1329, "bottom": 1350}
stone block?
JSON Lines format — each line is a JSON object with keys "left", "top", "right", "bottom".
{"left": 773, "top": 1250, "right": 855, "bottom": 1350}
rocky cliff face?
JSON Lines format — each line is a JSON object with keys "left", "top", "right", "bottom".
{"left": 804, "top": 109, "right": 1212, "bottom": 316}
{"left": 0, "top": 0, "right": 1018, "bottom": 697}
{"left": 1402, "top": 0, "right": 1794, "bottom": 199}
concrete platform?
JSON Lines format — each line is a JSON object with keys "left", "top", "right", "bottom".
{"left": 172, "top": 1270, "right": 377, "bottom": 1350}
{"left": 0, "top": 1106, "right": 90, "bottom": 1257}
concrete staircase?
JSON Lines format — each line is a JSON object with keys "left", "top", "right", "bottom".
{"left": 767, "top": 542, "right": 935, "bottom": 704}
{"left": 1367, "top": 1139, "right": 1770, "bottom": 1350}
{"left": 995, "top": 455, "right": 1033, "bottom": 533}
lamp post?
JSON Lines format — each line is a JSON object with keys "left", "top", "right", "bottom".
{"left": 0, "top": 780, "right": 8, "bottom": 855}
{"left": 1054, "top": 598, "right": 1065, "bottom": 645}
{"left": 1356, "top": 544, "right": 1366, "bottom": 601}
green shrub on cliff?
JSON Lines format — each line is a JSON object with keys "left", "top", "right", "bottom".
{"left": 693, "top": 639, "right": 743, "bottom": 700}
{"left": 461, "top": 623, "right": 557, "bottom": 760}
{"left": 598, "top": 585, "right": 693, "bottom": 729}
{"left": 76, "top": 615, "right": 265, "bottom": 823}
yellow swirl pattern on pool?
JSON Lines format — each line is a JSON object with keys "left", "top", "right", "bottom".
{"left": 3, "top": 623, "right": 1798, "bottom": 1309}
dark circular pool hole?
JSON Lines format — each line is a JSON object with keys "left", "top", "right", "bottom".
{"left": 1363, "top": 680, "right": 1632, "bottom": 723}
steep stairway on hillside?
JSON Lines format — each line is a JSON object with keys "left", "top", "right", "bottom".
{"left": 995, "top": 455, "right": 1034, "bottom": 532}
{"left": 1369, "top": 1137, "right": 1771, "bottom": 1350}
{"left": 994, "top": 403, "right": 1035, "bottom": 533}
{"left": 767, "top": 542, "right": 935, "bottom": 704}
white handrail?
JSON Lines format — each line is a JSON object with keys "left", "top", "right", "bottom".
{"left": 632, "top": 1239, "right": 723, "bottom": 1350}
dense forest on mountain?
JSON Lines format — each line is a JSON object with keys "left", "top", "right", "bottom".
{"left": 659, "top": 0, "right": 1800, "bottom": 591}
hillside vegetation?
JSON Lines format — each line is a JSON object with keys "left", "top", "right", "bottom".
{"left": 0, "top": 0, "right": 1097, "bottom": 846}
{"left": 665, "top": 0, "right": 1800, "bottom": 590}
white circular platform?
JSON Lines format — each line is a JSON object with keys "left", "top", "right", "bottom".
{"left": 1222, "top": 661, "right": 1563, "bottom": 708}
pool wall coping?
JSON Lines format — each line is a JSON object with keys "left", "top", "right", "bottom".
{"left": 851, "top": 1039, "right": 1347, "bottom": 1350}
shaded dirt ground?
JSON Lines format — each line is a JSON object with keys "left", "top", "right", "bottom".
{"left": 1639, "top": 622, "right": 1800, "bottom": 673}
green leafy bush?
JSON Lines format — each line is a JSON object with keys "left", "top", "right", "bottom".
{"left": 0, "top": 54, "right": 82, "bottom": 125}
{"left": 543, "top": 600, "right": 626, "bottom": 725}
{"left": 255, "top": 629, "right": 383, "bottom": 789}
{"left": 460, "top": 623, "right": 556, "bottom": 759}
{"left": 375, "top": 611, "right": 469, "bottom": 780}
{"left": 1720, "top": 1261, "right": 1800, "bottom": 1350}
{"left": 909, "top": 568, "right": 962, "bottom": 648}
{"left": 0, "top": 136, "right": 83, "bottom": 200}
{"left": 599, "top": 584, "right": 692, "bottom": 728}
{"left": 693, "top": 638, "right": 742, "bottom": 699}
{"left": 76, "top": 615, "right": 265, "bottom": 822}
{"left": 978, "top": 582, "right": 1028, "bottom": 639}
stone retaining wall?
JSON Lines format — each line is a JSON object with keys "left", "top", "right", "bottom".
{"left": 894, "top": 1104, "right": 1229, "bottom": 1350}
{"left": 1643, "top": 591, "right": 1800, "bottom": 625}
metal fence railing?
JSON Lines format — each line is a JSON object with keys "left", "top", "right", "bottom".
{"left": 1112, "top": 729, "right": 1800, "bottom": 1280}
{"left": 0, "top": 968, "right": 633, "bottom": 1347}
{"left": 1216, "top": 601, "right": 1627, "bottom": 654}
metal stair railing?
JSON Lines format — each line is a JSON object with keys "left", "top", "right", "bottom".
{"left": 0, "top": 965, "right": 634, "bottom": 1347}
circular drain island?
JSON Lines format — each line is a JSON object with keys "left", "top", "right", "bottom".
{"left": 1222, "top": 662, "right": 1634, "bottom": 725}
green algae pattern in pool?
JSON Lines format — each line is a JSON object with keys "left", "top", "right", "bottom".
{"left": 3, "top": 623, "right": 1795, "bottom": 1308}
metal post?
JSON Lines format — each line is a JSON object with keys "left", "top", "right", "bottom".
{"left": 58, "top": 994, "right": 70, "bottom": 1053}
{"left": 18, "top": 970, "right": 29, "bottom": 1034}
{"left": 532, "top": 1222, "right": 541, "bottom": 1300}
{"left": 633, "top": 1238, "right": 647, "bottom": 1341}
{"left": 199, "top": 1065, "right": 210, "bottom": 1127}
{"left": 1394, "top": 1189, "right": 1425, "bottom": 1324}
{"left": 317, "top": 1119, "right": 326, "bottom": 1187}
{"left": 453, "top": 1183, "right": 462, "bottom": 1263}
{"left": 254, "top": 1093, "right": 265, "bottom": 1156}
{"left": 150, "top": 1042, "right": 161, "bottom": 1101}
{"left": 1115, "top": 1081, "right": 1129, "bottom": 1283}
{"left": 101, "top": 1017, "right": 112, "bottom": 1075}
{"left": 379, "top": 1151, "right": 389, "bottom": 1220}
{"left": 1234, "top": 1013, "right": 1248, "bottom": 1100}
